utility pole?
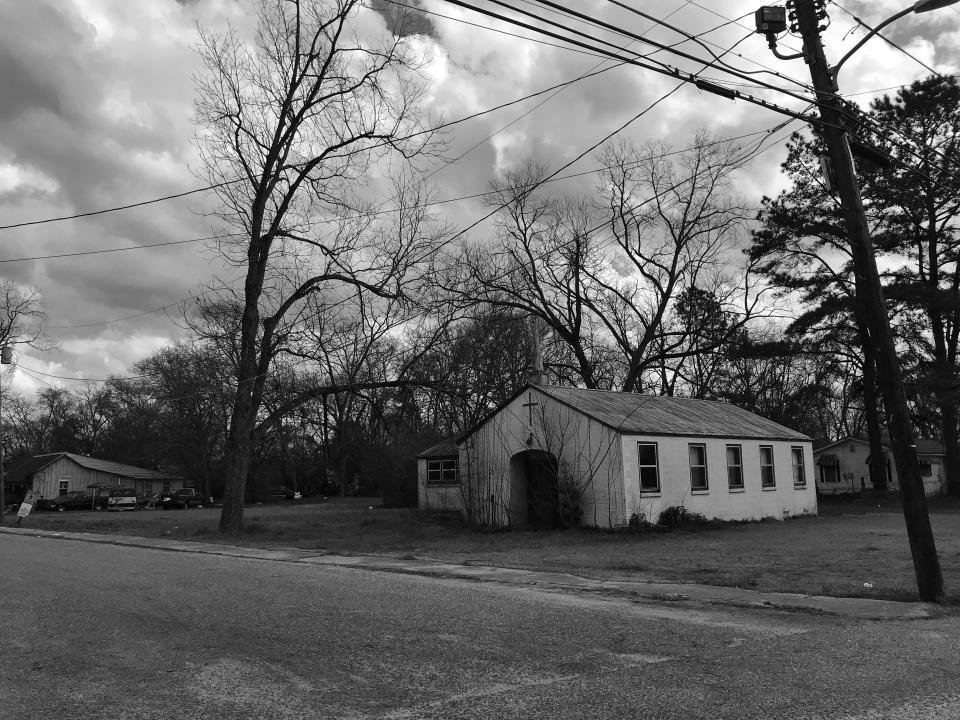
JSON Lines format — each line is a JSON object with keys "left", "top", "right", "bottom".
{"left": 783, "top": 0, "right": 944, "bottom": 601}
{"left": 0, "top": 345, "right": 11, "bottom": 524}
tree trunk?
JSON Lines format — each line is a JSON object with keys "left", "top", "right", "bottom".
{"left": 940, "top": 401, "right": 960, "bottom": 496}
{"left": 862, "top": 355, "right": 887, "bottom": 493}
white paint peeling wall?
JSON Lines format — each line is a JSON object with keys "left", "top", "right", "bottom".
{"left": 461, "top": 389, "right": 628, "bottom": 529}
{"left": 623, "top": 436, "right": 818, "bottom": 523}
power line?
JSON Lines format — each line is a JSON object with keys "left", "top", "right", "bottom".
{"left": 0, "top": 234, "right": 234, "bottom": 264}
{"left": 461, "top": 0, "right": 960, "bottom": 198}
{"left": 433, "top": 0, "right": 823, "bottom": 126}
{"left": 448, "top": 0, "right": 821, "bottom": 107}
{"left": 0, "top": 61, "right": 637, "bottom": 233}
{"left": 0, "top": 130, "right": 778, "bottom": 267}
{"left": 831, "top": 2, "right": 942, "bottom": 79}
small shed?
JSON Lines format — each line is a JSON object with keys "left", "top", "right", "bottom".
{"left": 457, "top": 384, "right": 817, "bottom": 529}
{"left": 813, "top": 436, "right": 945, "bottom": 496}
{"left": 4, "top": 452, "right": 184, "bottom": 504}
{"left": 417, "top": 439, "right": 462, "bottom": 513}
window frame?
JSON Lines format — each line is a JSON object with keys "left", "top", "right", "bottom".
{"left": 58, "top": 480, "right": 69, "bottom": 496}
{"left": 426, "top": 457, "right": 459, "bottom": 485}
{"left": 726, "top": 444, "right": 744, "bottom": 491}
{"left": 760, "top": 445, "right": 776, "bottom": 489}
{"left": 637, "top": 442, "right": 661, "bottom": 494}
{"left": 791, "top": 446, "right": 807, "bottom": 488}
{"left": 688, "top": 443, "right": 708, "bottom": 492}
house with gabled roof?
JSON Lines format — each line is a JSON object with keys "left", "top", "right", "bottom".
{"left": 3, "top": 452, "right": 184, "bottom": 505}
{"left": 813, "top": 435, "right": 946, "bottom": 496}
{"left": 448, "top": 383, "right": 817, "bottom": 529}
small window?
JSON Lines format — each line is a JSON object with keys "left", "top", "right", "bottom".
{"left": 689, "top": 443, "right": 708, "bottom": 491}
{"left": 58, "top": 480, "right": 69, "bottom": 496}
{"left": 726, "top": 445, "right": 743, "bottom": 490}
{"left": 919, "top": 462, "right": 932, "bottom": 477}
{"left": 849, "top": 443, "right": 856, "bottom": 453}
{"left": 760, "top": 446, "right": 776, "bottom": 488}
{"left": 791, "top": 447, "right": 806, "bottom": 487}
{"left": 820, "top": 466, "right": 839, "bottom": 483}
{"left": 638, "top": 442, "right": 660, "bottom": 493}
{"left": 427, "top": 458, "right": 458, "bottom": 484}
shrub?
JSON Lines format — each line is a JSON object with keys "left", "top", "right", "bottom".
{"left": 557, "top": 475, "right": 584, "bottom": 528}
{"left": 626, "top": 511, "right": 651, "bottom": 533}
{"left": 657, "top": 505, "right": 707, "bottom": 529}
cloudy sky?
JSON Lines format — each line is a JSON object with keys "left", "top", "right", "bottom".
{"left": 0, "top": 0, "right": 956, "bottom": 395}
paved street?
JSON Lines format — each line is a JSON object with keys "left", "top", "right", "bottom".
{"left": 1, "top": 532, "right": 959, "bottom": 719}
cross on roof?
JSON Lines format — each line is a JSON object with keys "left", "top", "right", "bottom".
{"left": 522, "top": 392, "right": 539, "bottom": 425}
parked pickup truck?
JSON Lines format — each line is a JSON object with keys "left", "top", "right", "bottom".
{"left": 38, "top": 492, "right": 104, "bottom": 512}
{"left": 159, "top": 488, "right": 207, "bottom": 509}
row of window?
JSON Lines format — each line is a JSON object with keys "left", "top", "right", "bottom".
{"left": 638, "top": 442, "right": 807, "bottom": 494}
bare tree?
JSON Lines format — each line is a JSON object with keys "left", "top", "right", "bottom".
{"left": 194, "top": 0, "right": 439, "bottom": 532}
{"left": 0, "top": 281, "right": 45, "bottom": 351}
{"left": 451, "top": 162, "right": 614, "bottom": 388}
{"left": 593, "top": 134, "right": 759, "bottom": 392}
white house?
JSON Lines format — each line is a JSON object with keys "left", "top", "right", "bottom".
{"left": 813, "top": 436, "right": 946, "bottom": 496}
{"left": 451, "top": 384, "right": 817, "bottom": 529}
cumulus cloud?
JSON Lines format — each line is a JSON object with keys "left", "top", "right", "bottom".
{"left": 0, "top": 0, "right": 955, "bottom": 390}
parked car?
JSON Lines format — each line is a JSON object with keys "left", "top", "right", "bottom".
{"left": 106, "top": 487, "right": 138, "bottom": 512}
{"left": 38, "top": 492, "right": 103, "bottom": 512}
{"left": 159, "top": 488, "right": 206, "bottom": 509}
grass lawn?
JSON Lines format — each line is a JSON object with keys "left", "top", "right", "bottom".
{"left": 7, "top": 495, "right": 960, "bottom": 602}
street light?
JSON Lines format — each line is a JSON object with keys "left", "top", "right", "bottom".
{"left": 831, "top": 0, "right": 959, "bottom": 78}
{"left": 756, "top": 0, "right": 958, "bottom": 602}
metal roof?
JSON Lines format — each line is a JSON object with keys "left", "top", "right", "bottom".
{"left": 814, "top": 435, "right": 945, "bottom": 456}
{"left": 63, "top": 453, "right": 178, "bottom": 480}
{"left": 532, "top": 385, "right": 810, "bottom": 441}
{"left": 417, "top": 439, "right": 459, "bottom": 458}
{"left": 2, "top": 452, "right": 179, "bottom": 486}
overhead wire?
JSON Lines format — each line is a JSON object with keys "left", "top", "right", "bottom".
{"left": 448, "top": 0, "right": 960, "bottom": 201}
{"left": 830, "top": 1, "right": 942, "bottom": 79}
{"left": 442, "top": 0, "right": 822, "bottom": 107}
{"left": 0, "top": 57, "right": 646, "bottom": 233}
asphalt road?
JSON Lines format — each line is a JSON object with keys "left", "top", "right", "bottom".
{"left": 1, "top": 534, "right": 959, "bottom": 720}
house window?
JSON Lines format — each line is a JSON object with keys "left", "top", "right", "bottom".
{"left": 58, "top": 480, "right": 69, "bottom": 496}
{"left": 791, "top": 447, "right": 806, "bottom": 487}
{"left": 638, "top": 442, "right": 660, "bottom": 493}
{"left": 427, "top": 458, "right": 458, "bottom": 484}
{"left": 726, "top": 445, "right": 743, "bottom": 490}
{"left": 849, "top": 443, "right": 855, "bottom": 453}
{"left": 689, "top": 443, "right": 708, "bottom": 491}
{"left": 820, "top": 466, "right": 839, "bottom": 483}
{"left": 760, "top": 446, "right": 776, "bottom": 488}
{"left": 919, "top": 462, "right": 932, "bottom": 477}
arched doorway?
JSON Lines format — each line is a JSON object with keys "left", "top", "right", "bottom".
{"left": 508, "top": 450, "right": 560, "bottom": 529}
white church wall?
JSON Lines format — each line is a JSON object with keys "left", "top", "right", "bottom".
{"left": 622, "top": 435, "right": 818, "bottom": 523}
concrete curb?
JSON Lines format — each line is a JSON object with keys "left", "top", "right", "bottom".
{"left": 0, "top": 526, "right": 941, "bottom": 620}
